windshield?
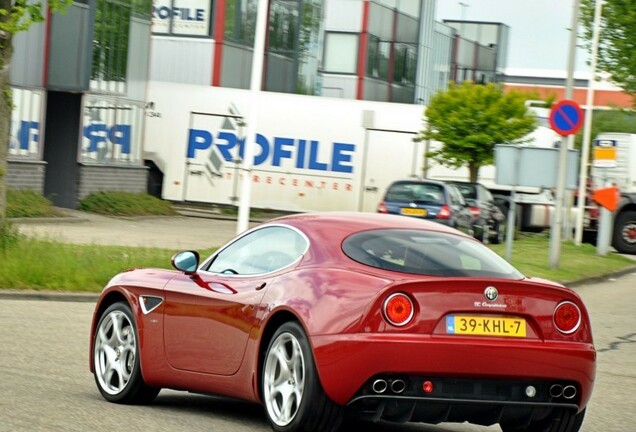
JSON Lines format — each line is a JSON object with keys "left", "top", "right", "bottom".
{"left": 342, "top": 229, "right": 523, "bottom": 279}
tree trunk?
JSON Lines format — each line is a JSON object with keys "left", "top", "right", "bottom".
{"left": 468, "top": 162, "right": 480, "bottom": 183}
{"left": 0, "top": 5, "right": 14, "bottom": 231}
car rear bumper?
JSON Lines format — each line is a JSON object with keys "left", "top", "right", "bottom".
{"left": 312, "top": 334, "right": 596, "bottom": 410}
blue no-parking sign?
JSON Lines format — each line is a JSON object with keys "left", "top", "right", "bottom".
{"left": 549, "top": 99, "right": 584, "bottom": 136}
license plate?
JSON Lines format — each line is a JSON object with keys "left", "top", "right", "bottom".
{"left": 446, "top": 315, "right": 526, "bottom": 337}
{"left": 401, "top": 208, "right": 427, "bottom": 216}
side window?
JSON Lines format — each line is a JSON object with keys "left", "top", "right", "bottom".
{"left": 448, "top": 186, "right": 465, "bottom": 206}
{"left": 481, "top": 186, "right": 495, "bottom": 203}
{"left": 205, "top": 226, "right": 308, "bottom": 275}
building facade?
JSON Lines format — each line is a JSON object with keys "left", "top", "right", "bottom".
{"left": 8, "top": 0, "right": 152, "bottom": 207}
{"left": 7, "top": 0, "right": 507, "bottom": 208}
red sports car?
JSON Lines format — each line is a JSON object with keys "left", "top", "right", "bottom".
{"left": 89, "top": 212, "right": 595, "bottom": 432}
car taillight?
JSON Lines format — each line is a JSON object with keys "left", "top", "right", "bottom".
{"left": 468, "top": 206, "right": 480, "bottom": 218}
{"left": 554, "top": 301, "right": 581, "bottom": 334}
{"left": 437, "top": 205, "right": 451, "bottom": 219}
{"left": 383, "top": 293, "right": 414, "bottom": 326}
{"left": 377, "top": 201, "right": 388, "bottom": 213}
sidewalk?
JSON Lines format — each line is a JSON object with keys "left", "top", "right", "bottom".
{"left": 11, "top": 209, "right": 261, "bottom": 250}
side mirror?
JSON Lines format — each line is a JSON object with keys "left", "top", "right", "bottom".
{"left": 171, "top": 251, "right": 200, "bottom": 274}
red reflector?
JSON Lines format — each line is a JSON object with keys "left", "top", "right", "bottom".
{"left": 422, "top": 381, "right": 434, "bottom": 393}
{"left": 383, "top": 293, "right": 414, "bottom": 327}
{"left": 437, "top": 205, "right": 451, "bottom": 219}
{"left": 554, "top": 301, "right": 581, "bottom": 334}
{"left": 377, "top": 201, "right": 388, "bottom": 213}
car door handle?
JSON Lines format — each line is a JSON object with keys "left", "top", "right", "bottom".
{"left": 256, "top": 282, "right": 267, "bottom": 291}
{"left": 365, "top": 186, "right": 379, "bottom": 192}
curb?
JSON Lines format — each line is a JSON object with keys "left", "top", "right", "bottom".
{"left": 562, "top": 265, "right": 636, "bottom": 288}
{"left": 0, "top": 290, "right": 99, "bottom": 303}
{"left": 9, "top": 211, "right": 275, "bottom": 225}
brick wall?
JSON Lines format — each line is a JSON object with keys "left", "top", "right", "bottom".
{"left": 7, "top": 160, "right": 47, "bottom": 193}
{"left": 78, "top": 164, "right": 149, "bottom": 200}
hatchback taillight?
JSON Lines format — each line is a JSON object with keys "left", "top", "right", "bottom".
{"left": 377, "top": 201, "right": 388, "bottom": 213}
{"left": 468, "top": 206, "right": 480, "bottom": 218}
{"left": 437, "top": 205, "right": 451, "bottom": 219}
{"left": 383, "top": 293, "right": 414, "bottom": 326}
{"left": 554, "top": 301, "right": 581, "bottom": 334}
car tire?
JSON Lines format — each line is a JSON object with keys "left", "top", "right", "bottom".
{"left": 500, "top": 407, "right": 585, "bottom": 432}
{"left": 490, "top": 222, "right": 505, "bottom": 245}
{"left": 262, "top": 321, "right": 344, "bottom": 432}
{"left": 612, "top": 210, "right": 636, "bottom": 254}
{"left": 93, "top": 302, "right": 160, "bottom": 404}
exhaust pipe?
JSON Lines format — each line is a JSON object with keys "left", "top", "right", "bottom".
{"left": 549, "top": 384, "right": 564, "bottom": 398}
{"left": 563, "top": 385, "right": 577, "bottom": 399}
{"left": 390, "top": 379, "right": 406, "bottom": 394}
{"left": 372, "top": 379, "right": 388, "bottom": 394}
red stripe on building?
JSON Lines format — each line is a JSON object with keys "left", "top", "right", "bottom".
{"left": 42, "top": 6, "right": 52, "bottom": 86}
{"left": 212, "top": 0, "right": 226, "bottom": 87}
{"left": 356, "top": 0, "right": 370, "bottom": 100}
{"left": 504, "top": 84, "right": 634, "bottom": 109}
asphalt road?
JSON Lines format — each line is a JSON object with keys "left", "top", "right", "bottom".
{"left": 1, "top": 272, "right": 635, "bottom": 432}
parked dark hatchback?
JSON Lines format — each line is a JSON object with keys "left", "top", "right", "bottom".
{"left": 448, "top": 181, "right": 507, "bottom": 244}
{"left": 377, "top": 179, "right": 474, "bottom": 235}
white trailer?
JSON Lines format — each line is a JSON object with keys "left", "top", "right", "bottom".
{"left": 144, "top": 82, "right": 427, "bottom": 213}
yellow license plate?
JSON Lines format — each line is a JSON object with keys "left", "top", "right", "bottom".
{"left": 401, "top": 208, "right": 427, "bottom": 216}
{"left": 446, "top": 315, "right": 526, "bottom": 337}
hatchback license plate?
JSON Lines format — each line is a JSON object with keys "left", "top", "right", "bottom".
{"left": 401, "top": 208, "right": 426, "bottom": 216}
{"left": 446, "top": 315, "right": 526, "bottom": 337}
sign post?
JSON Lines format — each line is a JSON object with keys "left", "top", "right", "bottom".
{"left": 548, "top": 99, "right": 584, "bottom": 269}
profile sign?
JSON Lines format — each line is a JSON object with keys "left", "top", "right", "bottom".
{"left": 549, "top": 100, "right": 584, "bottom": 136}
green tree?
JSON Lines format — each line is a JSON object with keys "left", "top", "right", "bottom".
{"left": 580, "top": 0, "right": 636, "bottom": 100}
{"left": 418, "top": 81, "right": 537, "bottom": 182}
{"left": 1, "top": 0, "right": 71, "bottom": 235}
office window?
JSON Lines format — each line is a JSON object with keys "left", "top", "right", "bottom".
{"left": 92, "top": 0, "right": 132, "bottom": 93}
{"left": 224, "top": 0, "right": 257, "bottom": 45}
{"left": 394, "top": 43, "right": 417, "bottom": 85}
{"left": 366, "top": 35, "right": 389, "bottom": 80}
{"left": 323, "top": 32, "right": 358, "bottom": 74}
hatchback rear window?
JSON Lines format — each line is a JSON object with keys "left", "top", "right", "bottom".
{"left": 454, "top": 183, "right": 477, "bottom": 200}
{"left": 342, "top": 229, "right": 523, "bottom": 279}
{"left": 385, "top": 183, "right": 444, "bottom": 204}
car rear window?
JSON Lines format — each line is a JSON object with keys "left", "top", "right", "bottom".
{"left": 454, "top": 183, "right": 477, "bottom": 200}
{"left": 385, "top": 182, "right": 445, "bottom": 204}
{"left": 342, "top": 229, "right": 523, "bottom": 279}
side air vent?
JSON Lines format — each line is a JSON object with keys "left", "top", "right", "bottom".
{"left": 140, "top": 295, "right": 164, "bottom": 314}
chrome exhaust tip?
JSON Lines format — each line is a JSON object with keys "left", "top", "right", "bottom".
{"left": 549, "top": 384, "right": 564, "bottom": 398}
{"left": 563, "top": 385, "right": 577, "bottom": 399}
{"left": 372, "top": 379, "right": 388, "bottom": 394}
{"left": 390, "top": 379, "right": 406, "bottom": 394}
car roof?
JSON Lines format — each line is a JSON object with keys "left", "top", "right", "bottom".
{"left": 446, "top": 180, "right": 485, "bottom": 187}
{"left": 268, "top": 211, "right": 467, "bottom": 238}
{"left": 388, "top": 179, "right": 449, "bottom": 186}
